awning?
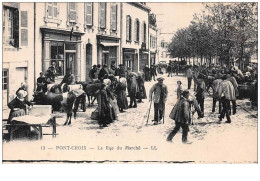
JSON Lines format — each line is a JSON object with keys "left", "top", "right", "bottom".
{"left": 100, "top": 42, "right": 119, "bottom": 47}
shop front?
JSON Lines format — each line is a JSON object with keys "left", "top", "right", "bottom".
{"left": 139, "top": 51, "right": 149, "bottom": 71}
{"left": 41, "top": 27, "right": 84, "bottom": 82}
{"left": 97, "top": 35, "right": 120, "bottom": 69}
{"left": 150, "top": 52, "right": 156, "bottom": 65}
{"left": 123, "top": 48, "right": 138, "bottom": 72}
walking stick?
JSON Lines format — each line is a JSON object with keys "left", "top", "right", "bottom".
{"left": 146, "top": 98, "right": 153, "bottom": 124}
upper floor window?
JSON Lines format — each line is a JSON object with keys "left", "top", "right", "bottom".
{"left": 2, "top": 70, "right": 8, "bottom": 90}
{"left": 68, "top": 2, "right": 77, "bottom": 23}
{"left": 110, "top": 3, "right": 117, "bottom": 31}
{"left": 3, "top": 6, "right": 19, "bottom": 47}
{"left": 126, "top": 15, "right": 132, "bottom": 41}
{"left": 143, "top": 22, "right": 146, "bottom": 43}
{"left": 99, "top": 2, "right": 106, "bottom": 29}
{"left": 134, "top": 19, "right": 140, "bottom": 43}
{"left": 85, "top": 2, "right": 93, "bottom": 27}
{"left": 47, "top": 2, "right": 58, "bottom": 19}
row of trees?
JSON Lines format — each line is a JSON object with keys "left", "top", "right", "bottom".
{"left": 168, "top": 2, "right": 258, "bottom": 69}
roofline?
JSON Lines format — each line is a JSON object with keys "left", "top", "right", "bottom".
{"left": 128, "top": 2, "right": 151, "bottom": 12}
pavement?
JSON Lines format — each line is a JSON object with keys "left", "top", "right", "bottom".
{"left": 2, "top": 73, "right": 257, "bottom": 163}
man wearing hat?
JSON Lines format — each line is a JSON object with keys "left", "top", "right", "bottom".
{"left": 149, "top": 77, "right": 168, "bottom": 125}
{"left": 89, "top": 65, "right": 97, "bottom": 83}
{"left": 98, "top": 64, "right": 109, "bottom": 81}
{"left": 115, "top": 64, "right": 126, "bottom": 78}
{"left": 167, "top": 90, "right": 191, "bottom": 143}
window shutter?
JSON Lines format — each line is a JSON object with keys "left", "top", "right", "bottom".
{"left": 126, "top": 16, "right": 129, "bottom": 41}
{"left": 21, "top": 11, "right": 28, "bottom": 46}
{"left": 69, "top": 3, "right": 77, "bottom": 22}
{"left": 110, "top": 4, "right": 117, "bottom": 31}
{"left": 47, "top": 3, "right": 53, "bottom": 18}
{"left": 53, "top": 3, "right": 58, "bottom": 19}
{"left": 85, "top": 2, "right": 93, "bottom": 26}
{"left": 100, "top": 3, "right": 106, "bottom": 28}
{"left": 137, "top": 20, "right": 139, "bottom": 41}
{"left": 134, "top": 20, "right": 137, "bottom": 41}
{"left": 143, "top": 22, "right": 146, "bottom": 43}
{"left": 13, "top": 8, "right": 19, "bottom": 47}
{"left": 129, "top": 17, "right": 131, "bottom": 40}
{"left": 21, "top": 11, "right": 27, "bottom": 27}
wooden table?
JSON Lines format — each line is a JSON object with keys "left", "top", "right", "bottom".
{"left": 7, "top": 115, "right": 56, "bottom": 141}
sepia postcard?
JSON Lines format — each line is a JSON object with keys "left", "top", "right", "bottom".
{"left": 1, "top": 1, "right": 258, "bottom": 164}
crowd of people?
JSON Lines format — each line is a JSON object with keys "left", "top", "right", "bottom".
{"left": 6, "top": 60, "right": 258, "bottom": 143}
{"left": 166, "top": 63, "right": 258, "bottom": 144}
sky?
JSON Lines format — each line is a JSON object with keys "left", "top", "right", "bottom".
{"left": 147, "top": 2, "right": 205, "bottom": 41}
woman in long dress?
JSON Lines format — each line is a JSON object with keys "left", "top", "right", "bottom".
{"left": 115, "top": 77, "right": 128, "bottom": 112}
{"left": 97, "top": 84, "right": 113, "bottom": 127}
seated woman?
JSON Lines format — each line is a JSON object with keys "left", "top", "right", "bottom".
{"left": 7, "top": 90, "right": 32, "bottom": 139}
{"left": 8, "top": 90, "right": 32, "bottom": 123}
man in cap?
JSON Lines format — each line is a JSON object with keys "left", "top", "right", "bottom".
{"left": 36, "top": 72, "right": 47, "bottom": 92}
{"left": 167, "top": 90, "right": 192, "bottom": 143}
{"left": 149, "top": 77, "right": 168, "bottom": 125}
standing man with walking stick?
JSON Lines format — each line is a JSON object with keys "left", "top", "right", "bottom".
{"left": 149, "top": 77, "right": 168, "bottom": 125}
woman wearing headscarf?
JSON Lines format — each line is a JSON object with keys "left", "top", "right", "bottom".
{"left": 8, "top": 90, "right": 32, "bottom": 123}
{"left": 115, "top": 77, "right": 128, "bottom": 112}
{"left": 103, "top": 79, "right": 119, "bottom": 120}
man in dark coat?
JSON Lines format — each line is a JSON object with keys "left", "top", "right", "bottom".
{"left": 89, "top": 65, "right": 97, "bottom": 83}
{"left": 116, "top": 64, "right": 126, "bottom": 78}
{"left": 36, "top": 72, "right": 47, "bottom": 92}
{"left": 149, "top": 77, "right": 168, "bottom": 125}
{"left": 47, "top": 61, "right": 57, "bottom": 82}
{"left": 98, "top": 64, "right": 109, "bottom": 81}
{"left": 150, "top": 64, "right": 157, "bottom": 81}
{"left": 167, "top": 90, "right": 192, "bottom": 143}
{"left": 143, "top": 64, "right": 151, "bottom": 81}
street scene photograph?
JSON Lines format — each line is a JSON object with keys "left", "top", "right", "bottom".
{"left": 1, "top": 2, "right": 258, "bottom": 163}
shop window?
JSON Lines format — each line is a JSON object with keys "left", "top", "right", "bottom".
{"left": 110, "top": 3, "right": 117, "bottom": 31}
{"left": 126, "top": 15, "right": 132, "bottom": 42}
{"left": 51, "top": 42, "right": 64, "bottom": 76}
{"left": 84, "top": 2, "right": 93, "bottom": 27}
{"left": 2, "top": 70, "right": 8, "bottom": 90}
{"left": 3, "top": 6, "right": 19, "bottom": 47}
{"left": 135, "top": 19, "right": 140, "bottom": 43}
{"left": 99, "top": 2, "right": 106, "bottom": 29}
